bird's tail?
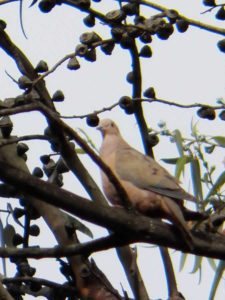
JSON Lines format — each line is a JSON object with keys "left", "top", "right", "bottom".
{"left": 162, "top": 197, "right": 194, "bottom": 250}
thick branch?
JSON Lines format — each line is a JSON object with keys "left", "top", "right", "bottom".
{"left": 0, "top": 161, "right": 225, "bottom": 259}
{"left": 135, "top": 0, "right": 225, "bottom": 36}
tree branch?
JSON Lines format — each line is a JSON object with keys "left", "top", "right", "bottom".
{"left": 0, "top": 161, "right": 225, "bottom": 259}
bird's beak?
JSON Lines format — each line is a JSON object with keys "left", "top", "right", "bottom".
{"left": 96, "top": 124, "right": 102, "bottom": 131}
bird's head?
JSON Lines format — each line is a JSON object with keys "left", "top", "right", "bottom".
{"left": 97, "top": 119, "right": 120, "bottom": 137}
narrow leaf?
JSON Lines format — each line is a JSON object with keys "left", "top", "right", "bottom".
{"left": 173, "top": 129, "right": 184, "bottom": 156}
{"left": 190, "top": 157, "right": 203, "bottom": 203}
{"left": 211, "top": 136, "right": 225, "bottom": 148}
{"left": 78, "top": 128, "right": 98, "bottom": 152}
{"left": 75, "top": 220, "right": 93, "bottom": 238}
{"left": 29, "top": 0, "right": 38, "bottom": 7}
{"left": 0, "top": 219, "right": 6, "bottom": 276}
{"left": 175, "top": 156, "right": 188, "bottom": 179}
{"left": 7, "top": 203, "right": 23, "bottom": 227}
{"left": 75, "top": 148, "right": 85, "bottom": 154}
{"left": 205, "top": 171, "right": 225, "bottom": 200}
{"left": 3, "top": 224, "right": 15, "bottom": 247}
{"left": 179, "top": 253, "right": 187, "bottom": 272}
{"left": 209, "top": 260, "right": 225, "bottom": 300}
{"left": 67, "top": 215, "right": 93, "bottom": 239}
{"left": 191, "top": 120, "right": 199, "bottom": 137}
{"left": 190, "top": 256, "right": 202, "bottom": 274}
{"left": 161, "top": 158, "right": 179, "bottom": 164}
{"left": 207, "top": 258, "right": 217, "bottom": 272}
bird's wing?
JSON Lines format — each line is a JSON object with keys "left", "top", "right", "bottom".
{"left": 115, "top": 147, "right": 195, "bottom": 201}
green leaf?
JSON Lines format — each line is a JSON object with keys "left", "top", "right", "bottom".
{"left": 190, "top": 256, "right": 203, "bottom": 284}
{"left": 205, "top": 171, "right": 225, "bottom": 200}
{"left": 161, "top": 158, "right": 179, "bottom": 164}
{"left": 76, "top": 221, "right": 93, "bottom": 238}
{"left": 75, "top": 148, "right": 86, "bottom": 154}
{"left": 175, "top": 156, "right": 190, "bottom": 179}
{"left": 191, "top": 120, "right": 199, "bottom": 138}
{"left": 179, "top": 253, "right": 187, "bottom": 272}
{"left": 190, "top": 255, "right": 202, "bottom": 274}
{"left": 67, "top": 215, "right": 93, "bottom": 239}
{"left": 78, "top": 128, "right": 99, "bottom": 152}
{"left": 190, "top": 157, "right": 203, "bottom": 203}
{"left": 209, "top": 260, "right": 225, "bottom": 300}
{"left": 207, "top": 258, "right": 217, "bottom": 272}
{"left": 0, "top": 219, "right": 6, "bottom": 276}
{"left": 211, "top": 136, "right": 225, "bottom": 148}
{"left": 7, "top": 203, "right": 23, "bottom": 227}
{"left": 3, "top": 224, "right": 15, "bottom": 247}
{"left": 173, "top": 129, "right": 184, "bottom": 156}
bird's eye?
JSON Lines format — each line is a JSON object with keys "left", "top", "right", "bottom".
{"left": 111, "top": 122, "right": 114, "bottom": 127}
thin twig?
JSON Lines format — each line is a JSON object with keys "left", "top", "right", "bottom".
{"left": 120, "top": 0, "right": 225, "bottom": 36}
{"left": 3, "top": 277, "right": 76, "bottom": 293}
{"left": 60, "top": 98, "right": 224, "bottom": 119}
{"left": 0, "top": 134, "right": 49, "bottom": 148}
{"left": 201, "top": 4, "right": 225, "bottom": 14}
{"left": 32, "top": 53, "right": 75, "bottom": 87}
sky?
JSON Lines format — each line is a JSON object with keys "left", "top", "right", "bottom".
{"left": 0, "top": 0, "right": 224, "bottom": 299}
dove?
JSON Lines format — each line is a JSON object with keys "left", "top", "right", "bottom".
{"left": 97, "top": 119, "right": 197, "bottom": 248}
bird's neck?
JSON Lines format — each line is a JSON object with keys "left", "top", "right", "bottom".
{"left": 100, "top": 133, "right": 127, "bottom": 157}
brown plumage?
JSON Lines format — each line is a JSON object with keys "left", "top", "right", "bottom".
{"left": 97, "top": 119, "right": 197, "bottom": 248}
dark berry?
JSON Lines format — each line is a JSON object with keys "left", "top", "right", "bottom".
{"left": 139, "top": 45, "right": 152, "bottom": 58}
{"left": 216, "top": 6, "right": 225, "bottom": 20}
{"left": 106, "top": 9, "right": 126, "bottom": 23}
{"left": 111, "top": 27, "right": 124, "bottom": 42}
{"left": 80, "top": 32, "right": 101, "bottom": 45}
{"left": 67, "top": 56, "right": 80, "bottom": 70}
{"left": 39, "top": 0, "right": 56, "bottom": 13}
{"left": 52, "top": 90, "right": 64, "bottom": 102}
{"left": 57, "top": 159, "right": 69, "bottom": 173}
{"left": 126, "top": 72, "right": 134, "bottom": 84}
{"left": 203, "top": 0, "right": 216, "bottom": 6}
{"left": 17, "top": 143, "right": 29, "bottom": 156}
{"left": 29, "top": 225, "right": 40, "bottom": 236}
{"left": 35, "top": 60, "right": 48, "bottom": 73}
{"left": 40, "top": 155, "right": 50, "bottom": 164}
{"left": 119, "top": 96, "right": 132, "bottom": 109}
{"left": 18, "top": 76, "right": 32, "bottom": 89}
{"left": 32, "top": 167, "right": 44, "bottom": 178}
{"left": 0, "top": 20, "right": 7, "bottom": 30}
{"left": 147, "top": 134, "right": 159, "bottom": 147}
{"left": 124, "top": 104, "right": 135, "bottom": 115}
{"left": 122, "top": 3, "right": 138, "bottom": 16}
{"left": 157, "top": 23, "right": 174, "bottom": 40}
{"left": 143, "top": 87, "right": 156, "bottom": 98}
{"left": 13, "top": 208, "right": 25, "bottom": 219}
{"left": 166, "top": 9, "right": 179, "bottom": 23}
{"left": 139, "top": 32, "right": 152, "bottom": 44}
{"left": 219, "top": 110, "right": 225, "bottom": 120}
{"left": 84, "top": 48, "right": 96, "bottom": 62}
{"left": 0, "top": 116, "right": 13, "bottom": 137}
{"left": 13, "top": 233, "right": 23, "bottom": 246}
{"left": 120, "top": 33, "right": 134, "bottom": 49}
{"left": 176, "top": 19, "right": 189, "bottom": 33}
{"left": 217, "top": 39, "right": 225, "bottom": 53}
{"left": 197, "top": 107, "right": 216, "bottom": 120}
{"left": 83, "top": 14, "right": 95, "bottom": 27}
{"left": 86, "top": 114, "right": 99, "bottom": 127}
{"left": 100, "top": 42, "right": 115, "bottom": 55}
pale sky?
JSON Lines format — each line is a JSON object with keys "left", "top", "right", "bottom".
{"left": 0, "top": 1, "right": 224, "bottom": 299}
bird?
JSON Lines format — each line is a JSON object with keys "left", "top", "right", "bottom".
{"left": 97, "top": 118, "right": 198, "bottom": 248}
